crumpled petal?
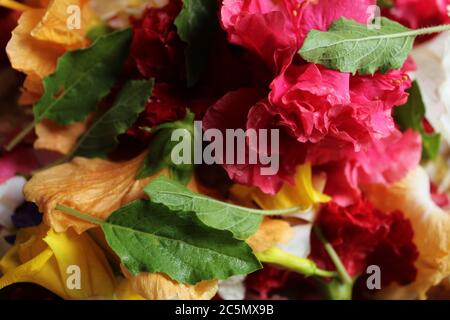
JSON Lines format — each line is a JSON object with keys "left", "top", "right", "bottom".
{"left": 23, "top": 154, "right": 147, "bottom": 233}
{"left": 0, "top": 223, "right": 116, "bottom": 299}
{"left": 364, "top": 166, "right": 450, "bottom": 299}
{"left": 121, "top": 266, "right": 218, "bottom": 300}
{"left": 6, "top": 9, "right": 65, "bottom": 78}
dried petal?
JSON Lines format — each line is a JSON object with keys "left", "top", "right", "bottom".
{"left": 23, "top": 154, "right": 146, "bottom": 233}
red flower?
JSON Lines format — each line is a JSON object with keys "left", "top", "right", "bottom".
{"left": 384, "top": 0, "right": 450, "bottom": 30}
{"left": 245, "top": 264, "right": 289, "bottom": 299}
{"left": 0, "top": 148, "right": 40, "bottom": 184}
{"left": 309, "top": 199, "right": 418, "bottom": 286}
{"left": 126, "top": 83, "right": 187, "bottom": 140}
{"left": 130, "top": 0, "right": 185, "bottom": 82}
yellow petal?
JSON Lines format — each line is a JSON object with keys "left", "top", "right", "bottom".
{"left": 364, "top": 166, "right": 450, "bottom": 299}
{"left": 6, "top": 9, "right": 65, "bottom": 78}
{"left": 230, "top": 163, "right": 330, "bottom": 212}
{"left": 31, "top": 0, "right": 95, "bottom": 49}
{"left": 0, "top": 224, "right": 116, "bottom": 299}
{"left": 34, "top": 119, "right": 88, "bottom": 154}
{"left": 253, "top": 163, "right": 330, "bottom": 210}
{"left": 24, "top": 154, "right": 146, "bottom": 233}
{"left": 122, "top": 267, "right": 218, "bottom": 300}
{"left": 246, "top": 218, "right": 294, "bottom": 253}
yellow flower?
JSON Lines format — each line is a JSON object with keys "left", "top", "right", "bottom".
{"left": 0, "top": 224, "right": 116, "bottom": 299}
{"left": 231, "top": 163, "right": 330, "bottom": 211}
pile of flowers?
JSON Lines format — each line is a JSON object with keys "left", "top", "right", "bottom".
{"left": 0, "top": 0, "right": 450, "bottom": 300}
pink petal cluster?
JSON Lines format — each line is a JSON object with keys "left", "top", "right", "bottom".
{"left": 207, "top": 0, "right": 423, "bottom": 202}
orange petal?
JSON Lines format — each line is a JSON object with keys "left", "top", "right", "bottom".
{"left": 246, "top": 218, "right": 294, "bottom": 253}
{"left": 19, "top": 73, "right": 44, "bottom": 105}
{"left": 31, "top": 0, "right": 95, "bottom": 49}
{"left": 24, "top": 154, "right": 147, "bottom": 233}
{"left": 6, "top": 9, "right": 65, "bottom": 78}
{"left": 34, "top": 119, "right": 88, "bottom": 154}
{"left": 121, "top": 266, "right": 218, "bottom": 300}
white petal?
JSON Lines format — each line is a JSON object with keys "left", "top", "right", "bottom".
{"left": 218, "top": 276, "right": 246, "bottom": 300}
{"left": 0, "top": 176, "right": 27, "bottom": 229}
{"left": 411, "top": 32, "right": 450, "bottom": 144}
{"left": 277, "top": 224, "right": 312, "bottom": 258}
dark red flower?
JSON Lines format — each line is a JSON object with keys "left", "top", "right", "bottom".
{"left": 126, "top": 83, "right": 187, "bottom": 140}
{"left": 309, "top": 199, "right": 418, "bottom": 286}
{"left": 0, "top": 10, "right": 18, "bottom": 65}
{"left": 245, "top": 264, "right": 289, "bottom": 299}
{"left": 130, "top": 0, "right": 185, "bottom": 82}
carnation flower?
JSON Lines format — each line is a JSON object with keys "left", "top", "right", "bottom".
{"left": 130, "top": 0, "right": 185, "bottom": 82}
{"left": 309, "top": 198, "right": 418, "bottom": 285}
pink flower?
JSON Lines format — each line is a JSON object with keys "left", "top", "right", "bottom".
{"left": 315, "top": 130, "right": 422, "bottom": 206}
{"left": 384, "top": 0, "right": 450, "bottom": 30}
{"left": 203, "top": 88, "right": 305, "bottom": 194}
{"left": 268, "top": 64, "right": 411, "bottom": 153}
{"left": 220, "top": 0, "right": 375, "bottom": 73}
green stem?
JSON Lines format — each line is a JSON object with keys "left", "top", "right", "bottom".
{"left": 314, "top": 226, "right": 352, "bottom": 285}
{"left": 413, "top": 24, "right": 450, "bottom": 36}
{"left": 256, "top": 247, "right": 337, "bottom": 278}
{"left": 4, "top": 122, "right": 36, "bottom": 152}
{"left": 56, "top": 204, "right": 105, "bottom": 225}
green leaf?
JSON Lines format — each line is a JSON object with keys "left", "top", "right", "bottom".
{"left": 299, "top": 18, "right": 450, "bottom": 75}
{"left": 394, "top": 81, "right": 441, "bottom": 161}
{"left": 175, "top": 0, "right": 219, "bottom": 87}
{"left": 34, "top": 29, "right": 132, "bottom": 125}
{"left": 137, "top": 112, "right": 194, "bottom": 184}
{"left": 72, "top": 79, "right": 154, "bottom": 158}
{"left": 56, "top": 202, "right": 261, "bottom": 285}
{"left": 144, "top": 176, "right": 306, "bottom": 240}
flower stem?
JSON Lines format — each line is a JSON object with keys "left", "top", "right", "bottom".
{"left": 4, "top": 122, "right": 35, "bottom": 152}
{"left": 56, "top": 204, "right": 105, "bottom": 225}
{"left": 256, "top": 247, "right": 337, "bottom": 278}
{"left": 313, "top": 226, "right": 352, "bottom": 285}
